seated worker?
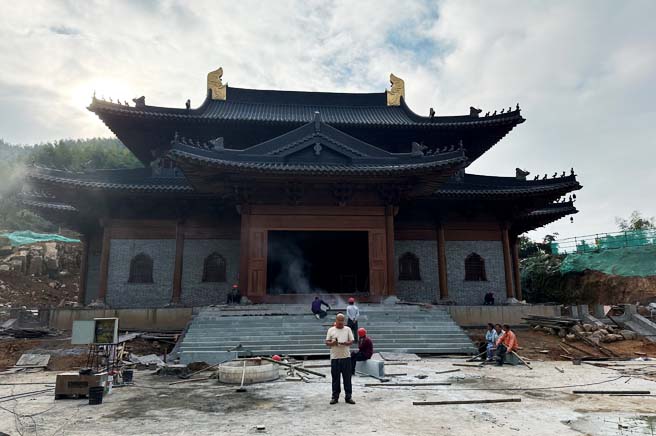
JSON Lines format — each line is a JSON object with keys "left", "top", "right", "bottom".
{"left": 311, "top": 296, "right": 331, "bottom": 319}
{"left": 351, "top": 328, "right": 374, "bottom": 375}
{"left": 226, "top": 284, "right": 241, "bottom": 305}
{"left": 495, "top": 324, "right": 518, "bottom": 366}
{"left": 485, "top": 323, "right": 499, "bottom": 361}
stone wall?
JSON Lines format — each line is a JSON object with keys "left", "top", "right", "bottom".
{"left": 394, "top": 240, "right": 439, "bottom": 303}
{"left": 106, "top": 239, "right": 175, "bottom": 308}
{"left": 181, "top": 239, "right": 240, "bottom": 306}
{"left": 445, "top": 240, "right": 507, "bottom": 305}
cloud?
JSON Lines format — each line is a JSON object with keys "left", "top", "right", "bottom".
{"left": 0, "top": 0, "right": 654, "bottom": 238}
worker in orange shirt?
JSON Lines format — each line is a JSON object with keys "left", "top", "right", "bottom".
{"left": 494, "top": 324, "right": 518, "bottom": 366}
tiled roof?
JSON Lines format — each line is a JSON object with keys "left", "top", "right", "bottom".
{"left": 434, "top": 173, "right": 582, "bottom": 197}
{"left": 27, "top": 167, "right": 194, "bottom": 193}
{"left": 168, "top": 116, "right": 468, "bottom": 176}
{"left": 88, "top": 88, "right": 524, "bottom": 128}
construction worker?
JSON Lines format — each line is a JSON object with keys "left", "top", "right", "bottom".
{"left": 351, "top": 328, "right": 373, "bottom": 375}
{"left": 226, "top": 284, "right": 241, "bottom": 304}
{"left": 311, "top": 296, "right": 331, "bottom": 319}
{"left": 495, "top": 324, "right": 518, "bottom": 366}
{"left": 346, "top": 297, "right": 359, "bottom": 339}
{"left": 485, "top": 323, "right": 499, "bottom": 361}
{"left": 325, "top": 313, "right": 355, "bottom": 404}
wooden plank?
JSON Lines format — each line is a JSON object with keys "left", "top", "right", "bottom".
{"left": 413, "top": 398, "right": 521, "bottom": 406}
{"left": 385, "top": 206, "right": 395, "bottom": 297}
{"left": 365, "top": 382, "right": 451, "bottom": 387}
{"left": 501, "top": 224, "right": 514, "bottom": 299}
{"left": 437, "top": 223, "right": 448, "bottom": 300}
{"left": 97, "top": 223, "right": 111, "bottom": 301}
{"left": 395, "top": 228, "right": 437, "bottom": 241}
{"left": 573, "top": 390, "right": 651, "bottom": 395}
{"left": 171, "top": 221, "right": 184, "bottom": 304}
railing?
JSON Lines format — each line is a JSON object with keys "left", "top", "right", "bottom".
{"left": 551, "top": 229, "right": 656, "bottom": 254}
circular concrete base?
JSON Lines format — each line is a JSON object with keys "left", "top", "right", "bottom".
{"left": 218, "top": 359, "right": 279, "bottom": 385}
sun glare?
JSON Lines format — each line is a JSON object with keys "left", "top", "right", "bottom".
{"left": 70, "top": 79, "right": 134, "bottom": 110}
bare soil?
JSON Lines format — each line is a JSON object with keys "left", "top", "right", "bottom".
{"left": 0, "top": 270, "right": 80, "bottom": 308}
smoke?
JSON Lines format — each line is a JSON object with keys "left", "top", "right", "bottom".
{"left": 0, "top": 163, "right": 26, "bottom": 200}
{"left": 267, "top": 238, "right": 312, "bottom": 294}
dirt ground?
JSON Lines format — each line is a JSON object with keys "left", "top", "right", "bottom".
{"left": 0, "top": 270, "right": 80, "bottom": 308}
{"left": 1, "top": 358, "right": 655, "bottom": 435}
{"left": 467, "top": 328, "right": 656, "bottom": 361}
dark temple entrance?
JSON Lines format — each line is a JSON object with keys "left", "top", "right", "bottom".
{"left": 266, "top": 231, "right": 369, "bottom": 294}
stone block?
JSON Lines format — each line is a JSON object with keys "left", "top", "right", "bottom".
{"left": 28, "top": 256, "right": 45, "bottom": 275}
{"left": 356, "top": 359, "right": 385, "bottom": 378}
{"left": 620, "top": 330, "right": 638, "bottom": 340}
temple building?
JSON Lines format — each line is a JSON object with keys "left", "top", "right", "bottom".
{"left": 24, "top": 68, "right": 581, "bottom": 307}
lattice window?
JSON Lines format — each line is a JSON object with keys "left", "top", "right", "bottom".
{"left": 202, "top": 252, "right": 226, "bottom": 283}
{"left": 128, "top": 253, "right": 153, "bottom": 283}
{"left": 464, "top": 253, "right": 487, "bottom": 281}
{"left": 399, "top": 252, "right": 421, "bottom": 281}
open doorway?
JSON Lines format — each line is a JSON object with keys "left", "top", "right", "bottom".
{"left": 266, "top": 231, "right": 369, "bottom": 294}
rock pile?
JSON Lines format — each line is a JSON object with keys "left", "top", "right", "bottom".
{"left": 0, "top": 241, "right": 81, "bottom": 278}
{"left": 524, "top": 314, "right": 639, "bottom": 345}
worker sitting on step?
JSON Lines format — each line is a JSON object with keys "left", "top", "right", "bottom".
{"left": 351, "top": 328, "right": 374, "bottom": 375}
{"left": 311, "top": 296, "right": 331, "bottom": 319}
{"left": 485, "top": 323, "right": 499, "bottom": 361}
{"left": 494, "top": 324, "right": 518, "bottom": 366}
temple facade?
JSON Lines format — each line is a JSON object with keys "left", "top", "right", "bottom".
{"left": 24, "top": 69, "right": 581, "bottom": 307}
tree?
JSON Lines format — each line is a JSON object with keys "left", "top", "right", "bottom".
{"left": 518, "top": 235, "right": 540, "bottom": 258}
{"left": 615, "top": 211, "right": 655, "bottom": 231}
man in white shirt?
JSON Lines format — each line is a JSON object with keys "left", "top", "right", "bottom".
{"left": 346, "top": 297, "right": 360, "bottom": 339}
{"left": 325, "top": 313, "right": 355, "bottom": 404}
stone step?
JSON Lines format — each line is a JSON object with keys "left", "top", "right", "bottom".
{"left": 181, "top": 337, "right": 469, "bottom": 347}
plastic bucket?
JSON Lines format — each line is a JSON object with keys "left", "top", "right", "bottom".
{"left": 88, "top": 386, "right": 104, "bottom": 405}
{"left": 122, "top": 369, "right": 134, "bottom": 383}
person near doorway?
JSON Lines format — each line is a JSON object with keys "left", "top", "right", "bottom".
{"left": 484, "top": 292, "right": 495, "bottom": 305}
{"left": 226, "top": 284, "right": 241, "bottom": 305}
{"left": 346, "top": 297, "right": 359, "bottom": 339}
{"left": 351, "top": 328, "right": 374, "bottom": 375}
{"left": 311, "top": 296, "right": 331, "bottom": 319}
{"left": 325, "top": 313, "right": 355, "bottom": 404}
{"left": 495, "top": 324, "right": 518, "bottom": 366}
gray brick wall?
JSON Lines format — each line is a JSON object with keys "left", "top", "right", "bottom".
{"left": 106, "top": 239, "right": 175, "bottom": 308}
{"left": 394, "top": 240, "right": 440, "bottom": 303}
{"left": 445, "top": 240, "right": 507, "bottom": 305}
{"left": 181, "top": 239, "right": 240, "bottom": 306}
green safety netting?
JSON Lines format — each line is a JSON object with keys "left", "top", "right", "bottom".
{"left": 560, "top": 244, "right": 656, "bottom": 277}
{"left": 1, "top": 231, "right": 80, "bottom": 246}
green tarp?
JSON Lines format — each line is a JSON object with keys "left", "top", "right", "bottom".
{"left": 560, "top": 244, "right": 656, "bottom": 277}
{"left": 1, "top": 231, "right": 80, "bottom": 247}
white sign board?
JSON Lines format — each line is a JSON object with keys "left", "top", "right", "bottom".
{"left": 71, "top": 320, "right": 95, "bottom": 345}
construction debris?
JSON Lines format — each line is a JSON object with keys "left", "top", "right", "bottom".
{"left": 378, "top": 352, "right": 421, "bottom": 361}
{"left": 413, "top": 398, "right": 521, "bottom": 406}
{"left": 15, "top": 354, "right": 50, "bottom": 368}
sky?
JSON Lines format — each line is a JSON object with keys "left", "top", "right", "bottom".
{"left": 0, "top": 0, "right": 654, "bottom": 241}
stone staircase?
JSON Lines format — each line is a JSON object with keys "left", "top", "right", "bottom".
{"left": 176, "top": 304, "right": 477, "bottom": 364}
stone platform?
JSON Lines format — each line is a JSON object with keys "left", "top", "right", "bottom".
{"left": 175, "top": 304, "right": 477, "bottom": 364}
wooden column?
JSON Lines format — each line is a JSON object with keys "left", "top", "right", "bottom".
{"left": 385, "top": 206, "right": 396, "bottom": 296}
{"left": 501, "top": 224, "right": 514, "bottom": 299}
{"left": 437, "top": 222, "right": 448, "bottom": 300}
{"left": 77, "top": 234, "right": 89, "bottom": 305}
{"left": 238, "top": 206, "right": 251, "bottom": 295}
{"left": 97, "top": 222, "right": 111, "bottom": 302}
{"left": 512, "top": 238, "right": 523, "bottom": 301}
{"left": 171, "top": 221, "right": 185, "bottom": 304}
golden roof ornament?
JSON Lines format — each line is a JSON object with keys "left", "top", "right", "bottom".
{"left": 386, "top": 73, "right": 405, "bottom": 106}
{"left": 207, "top": 67, "right": 227, "bottom": 101}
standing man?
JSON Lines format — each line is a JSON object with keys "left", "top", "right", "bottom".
{"left": 311, "top": 296, "right": 331, "bottom": 319}
{"left": 346, "top": 297, "right": 360, "bottom": 339}
{"left": 351, "top": 328, "right": 374, "bottom": 375}
{"left": 495, "top": 324, "right": 518, "bottom": 366}
{"left": 325, "top": 313, "right": 355, "bottom": 404}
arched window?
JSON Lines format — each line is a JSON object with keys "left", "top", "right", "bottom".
{"left": 202, "top": 252, "right": 226, "bottom": 282}
{"left": 465, "top": 253, "right": 486, "bottom": 281}
{"left": 128, "top": 253, "right": 153, "bottom": 283}
{"left": 399, "top": 252, "right": 421, "bottom": 281}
